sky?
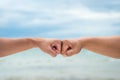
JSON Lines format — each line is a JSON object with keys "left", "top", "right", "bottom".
{"left": 0, "top": 0, "right": 120, "bottom": 39}
{"left": 0, "top": 1, "right": 120, "bottom": 79}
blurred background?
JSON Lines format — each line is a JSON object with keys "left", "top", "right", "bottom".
{"left": 0, "top": 0, "right": 120, "bottom": 80}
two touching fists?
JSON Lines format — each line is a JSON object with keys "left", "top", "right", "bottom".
{"left": 0, "top": 37, "right": 119, "bottom": 58}
{"left": 35, "top": 38, "right": 83, "bottom": 57}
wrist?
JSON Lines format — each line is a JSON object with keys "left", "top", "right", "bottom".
{"left": 78, "top": 37, "right": 96, "bottom": 48}
{"left": 26, "top": 38, "right": 44, "bottom": 48}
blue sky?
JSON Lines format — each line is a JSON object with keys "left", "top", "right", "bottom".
{"left": 0, "top": 1, "right": 120, "bottom": 79}
{"left": 0, "top": 0, "right": 120, "bottom": 38}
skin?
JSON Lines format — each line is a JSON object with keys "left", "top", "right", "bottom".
{"left": 61, "top": 36, "right": 120, "bottom": 58}
{"left": 0, "top": 36, "right": 120, "bottom": 58}
{"left": 0, "top": 38, "right": 61, "bottom": 57}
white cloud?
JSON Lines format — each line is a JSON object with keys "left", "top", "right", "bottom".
{"left": 36, "top": 22, "right": 120, "bottom": 38}
{"left": 23, "top": 9, "right": 120, "bottom": 26}
{"left": 0, "top": 0, "right": 120, "bottom": 28}
{"left": 67, "top": 9, "right": 120, "bottom": 19}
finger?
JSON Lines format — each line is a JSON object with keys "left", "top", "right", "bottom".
{"left": 67, "top": 48, "right": 81, "bottom": 57}
{"left": 55, "top": 40, "right": 61, "bottom": 51}
{"left": 54, "top": 41, "right": 61, "bottom": 53}
{"left": 62, "top": 54, "right": 68, "bottom": 57}
{"left": 62, "top": 40, "right": 72, "bottom": 55}
{"left": 61, "top": 42, "right": 69, "bottom": 55}
{"left": 51, "top": 43, "right": 60, "bottom": 54}
{"left": 66, "top": 50, "right": 75, "bottom": 57}
{"left": 51, "top": 44, "right": 57, "bottom": 51}
{"left": 48, "top": 46, "right": 57, "bottom": 57}
{"left": 51, "top": 40, "right": 61, "bottom": 53}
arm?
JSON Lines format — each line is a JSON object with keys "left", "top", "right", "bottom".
{"left": 61, "top": 36, "right": 120, "bottom": 59}
{"left": 81, "top": 36, "right": 120, "bottom": 58}
{"left": 0, "top": 38, "right": 61, "bottom": 57}
{"left": 0, "top": 38, "right": 36, "bottom": 57}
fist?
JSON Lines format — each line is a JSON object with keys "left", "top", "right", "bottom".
{"left": 35, "top": 38, "right": 61, "bottom": 57}
{"left": 35, "top": 38, "right": 83, "bottom": 57}
{"left": 61, "top": 39, "right": 82, "bottom": 57}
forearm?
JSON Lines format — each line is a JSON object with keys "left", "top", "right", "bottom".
{"left": 0, "top": 38, "right": 40, "bottom": 57}
{"left": 80, "top": 36, "right": 120, "bottom": 58}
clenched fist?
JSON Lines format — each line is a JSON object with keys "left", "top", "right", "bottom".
{"left": 61, "top": 39, "right": 82, "bottom": 57}
{"left": 34, "top": 38, "right": 62, "bottom": 57}
{"left": 34, "top": 38, "right": 83, "bottom": 57}
{"left": 0, "top": 37, "right": 120, "bottom": 58}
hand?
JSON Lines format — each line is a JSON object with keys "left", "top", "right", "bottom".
{"left": 61, "top": 39, "right": 82, "bottom": 57}
{"left": 35, "top": 38, "right": 61, "bottom": 57}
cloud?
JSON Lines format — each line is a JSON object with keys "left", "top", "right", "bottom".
{"left": 35, "top": 22, "right": 120, "bottom": 38}
{"left": 67, "top": 9, "right": 120, "bottom": 19}
{"left": 23, "top": 9, "right": 120, "bottom": 27}
{"left": 0, "top": 0, "right": 120, "bottom": 38}
{"left": 0, "top": 0, "right": 120, "bottom": 27}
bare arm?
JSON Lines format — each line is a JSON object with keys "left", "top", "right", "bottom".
{"left": 0, "top": 38, "right": 61, "bottom": 57}
{"left": 81, "top": 36, "right": 120, "bottom": 58}
{"left": 61, "top": 36, "right": 120, "bottom": 59}
{"left": 0, "top": 38, "right": 36, "bottom": 57}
